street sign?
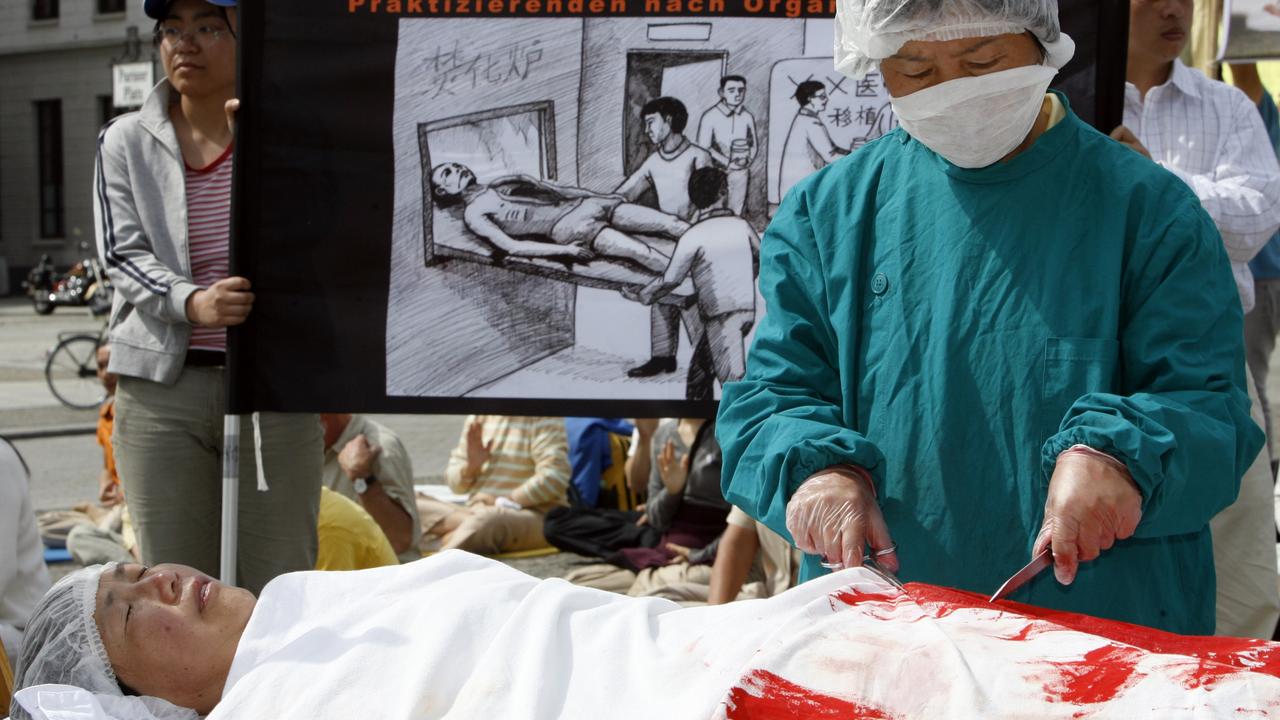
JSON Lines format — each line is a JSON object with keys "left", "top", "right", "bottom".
{"left": 112, "top": 61, "right": 154, "bottom": 108}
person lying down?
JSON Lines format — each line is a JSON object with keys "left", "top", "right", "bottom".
{"left": 10, "top": 551, "right": 1280, "bottom": 720}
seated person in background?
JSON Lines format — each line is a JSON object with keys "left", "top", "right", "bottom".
{"left": 566, "top": 418, "right": 728, "bottom": 600}
{"left": 315, "top": 487, "right": 398, "bottom": 571}
{"left": 624, "top": 418, "right": 666, "bottom": 503}
{"left": 0, "top": 438, "right": 51, "bottom": 662}
{"left": 320, "top": 414, "right": 420, "bottom": 563}
{"left": 418, "top": 416, "right": 571, "bottom": 555}
{"left": 13, "top": 554, "right": 1280, "bottom": 720}
{"left": 706, "top": 506, "right": 801, "bottom": 605}
{"left": 564, "top": 417, "right": 635, "bottom": 508}
{"left": 430, "top": 163, "right": 688, "bottom": 272}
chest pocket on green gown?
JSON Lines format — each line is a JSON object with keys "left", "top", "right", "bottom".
{"left": 1041, "top": 337, "right": 1121, "bottom": 439}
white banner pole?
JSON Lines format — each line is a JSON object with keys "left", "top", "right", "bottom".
{"left": 221, "top": 414, "right": 240, "bottom": 585}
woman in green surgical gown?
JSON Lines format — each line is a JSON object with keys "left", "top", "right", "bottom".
{"left": 715, "top": 0, "right": 1263, "bottom": 635}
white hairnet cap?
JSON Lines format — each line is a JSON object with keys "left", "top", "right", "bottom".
{"left": 835, "top": 0, "right": 1075, "bottom": 79}
{"left": 14, "top": 685, "right": 199, "bottom": 720}
{"left": 9, "top": 564, "right": 198, "bottom": 720}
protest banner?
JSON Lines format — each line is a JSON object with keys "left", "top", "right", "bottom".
{"left": 229, "top": 0, "right": 1129, "bottom": 416}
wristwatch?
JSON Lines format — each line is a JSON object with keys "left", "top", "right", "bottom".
{"left": 353, "top": 475, "right": 378, "bottom": 495}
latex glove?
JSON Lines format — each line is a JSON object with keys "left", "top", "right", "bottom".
{"left": 785, "top": 467, "right": 898, "bottom": 574}
{"left": 1033, "top": 446, "right": 1142, "bottom": 586}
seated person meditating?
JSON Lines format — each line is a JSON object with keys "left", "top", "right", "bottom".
{"left": 12, "top": 555, "right": 1280, "bottom": 719}
{"left": 429, "top": 162, "right": 688, "bottom": 272}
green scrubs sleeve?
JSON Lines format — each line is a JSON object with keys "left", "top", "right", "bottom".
{"left": 1041, "top": 204, "right": 1264, "bottom": 538}
{"left": 716, "top": 187, "right": 886, "bottom": 544}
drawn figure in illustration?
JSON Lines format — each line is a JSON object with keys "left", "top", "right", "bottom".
{"left": 615, "top": 96, "right": 714, "bottom": 379}
{"left": 778, "top": 80, "right": 850, "bottom": 198}
{"left": 696, "top": 75, "right": 757, "bottom": 217}
{"left": 624, "top": 166, "right": 759, "bottom": 392}
{"left": 430, "top": 163, "right": 688, "bottom": 272}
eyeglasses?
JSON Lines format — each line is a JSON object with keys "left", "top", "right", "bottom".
{"left": 154, "top": 24, "right": 230, "bottom": 48}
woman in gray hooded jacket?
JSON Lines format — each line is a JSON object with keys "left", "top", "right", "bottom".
{"left": 92, "top": 0, "right": 321, "bottom": 595}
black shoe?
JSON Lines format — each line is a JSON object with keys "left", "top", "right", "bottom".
{"left": 627, "top": 356, "right": 676, "bottom": 378}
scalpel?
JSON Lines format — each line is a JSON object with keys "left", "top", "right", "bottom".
{"left": 988, "top": 548, "right": 1053, "bottom": 603}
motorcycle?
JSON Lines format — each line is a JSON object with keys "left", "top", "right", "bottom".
{"left": 22, "top": 250, "right": 114, "bottom": 316}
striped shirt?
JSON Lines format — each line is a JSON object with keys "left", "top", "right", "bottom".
{"left": 445, "top": 415, "right": 570, "bottom": 508}
{"left": 185, "top": 145, "right": 233, "bottom": 352}
{"left": 1123, "top": 60, "right": 1280, "bottom": 312}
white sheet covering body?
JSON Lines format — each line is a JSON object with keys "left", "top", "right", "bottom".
{"left": 207, "top": 551, "right": 1280, "bottom": 719}
{"left": 213, "top": 550, "right": 792, "bottom": 719}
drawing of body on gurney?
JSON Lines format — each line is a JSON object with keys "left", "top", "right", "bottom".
{"left": 427, "top": 96, "right": 760, "bottom": 390}
{"left": 429, "top": 163, "right": 690, "bottom": 274}
{"left": 430, "top": 160, "right": 758, "bottom": 389}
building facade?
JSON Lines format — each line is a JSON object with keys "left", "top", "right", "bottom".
{"left": 0, "top": 0, "right": 156, "bottom": 293}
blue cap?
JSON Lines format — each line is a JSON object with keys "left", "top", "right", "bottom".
{"left": 144, "top": 0, "right": 236, "bottom": 20}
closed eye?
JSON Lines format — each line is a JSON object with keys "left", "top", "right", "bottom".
{"left": 125, "top": 565, "right": 150, "bottom": 632}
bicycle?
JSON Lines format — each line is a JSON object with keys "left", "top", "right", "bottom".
{"left": 44, "top": 323, "right": 108, "bottom": 410}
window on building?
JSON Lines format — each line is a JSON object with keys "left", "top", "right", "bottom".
{"left": 35, "top": 100, "right": 65, "bottom": 239}
{"left": 32, "top": 0, "right": 59, "bottom": 21}
{"left": 98, "top": 95, "right": 124, "bottom": 128}
{"left": 97, "top": 0, "right": 126, "bottom": 13}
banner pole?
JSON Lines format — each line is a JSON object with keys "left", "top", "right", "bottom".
{"left": 220, "top": 1, "right": 246, "bottom": 589}
{"left": 220, "top": 414, "right": 240, "bottom": 585}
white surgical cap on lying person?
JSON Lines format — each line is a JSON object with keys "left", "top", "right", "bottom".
{"left": 9, "top": 564, "right": 197, "bottom": 720}
{"left": 834, "top": 0, "right": 1076, "bottom": 79}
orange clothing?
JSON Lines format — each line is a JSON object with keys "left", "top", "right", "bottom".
{"left": 98, "top": 399, "right": 119, "bottom": 489}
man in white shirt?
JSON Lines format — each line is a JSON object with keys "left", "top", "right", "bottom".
{"left": 0, "top": 438, "right": 51, "bottom": 661}
{"left": 697, "top": 76, "right": 757, "bottom": 216}
{"left": 1112, "top": 0, "right": 1280, "bottom": 640}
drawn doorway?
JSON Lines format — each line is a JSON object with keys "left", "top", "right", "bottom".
{"left": 623, "top": 51, "right": 727, "bottom": 191}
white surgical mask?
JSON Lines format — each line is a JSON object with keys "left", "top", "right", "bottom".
{"left": 889, "top": 64, "right": 1059, "bottom": 169}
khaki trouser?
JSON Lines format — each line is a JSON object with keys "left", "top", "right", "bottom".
{"left": 564, "top": 561, "right": 713, "bottom": 599}
{"left": 1210, "top": 371, "right": 1280, "bottom": 639}
{"left": 114, "top": 369, "right": 322, "bottom": 595}
{"left": 417, "top": 495, "right": 549, "bottom": 555}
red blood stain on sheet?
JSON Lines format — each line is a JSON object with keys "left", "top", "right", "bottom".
{"left": 725, "top": 669, "right": 899, "bottom": 720}
{"left": 1175, "top": 654, "right": 1279, "bottom": 691}
{"left": 900, "top": 583, "right": 1280, "bottom": 682}
{"left": 823, "top": 579, "right": 1280, "bottom": 707}
{"left": 828, "top": 586, "right": 903, "bottom": 613}
{"left": 1041, "top": 644, "right": 1145, "bottom": 705}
